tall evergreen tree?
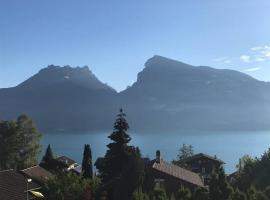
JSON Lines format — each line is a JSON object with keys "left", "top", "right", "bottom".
{"left": 99, "top": 109, "right": 144, "bottom": 200}
{"left": 82, "top": 144, "right": 93, "bottom": 179}
{"left": 42, "top": 144, "right": 54, "bottom": 163}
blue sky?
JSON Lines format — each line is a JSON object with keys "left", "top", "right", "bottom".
{"left": 0, "top": 0, "right": 270, "bottom": 91}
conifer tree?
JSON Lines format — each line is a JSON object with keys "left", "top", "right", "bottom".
{"left": 209, "top": 166, "right": 233, "bottom": 200}
{"left": 82, "top": 144, "right": 93, "bottom": 179}
{"left": 42, "top": 144, "right": 54, "bottom": 163}
{"left": 99, "top": 109, "right": 143, "bottom": 200}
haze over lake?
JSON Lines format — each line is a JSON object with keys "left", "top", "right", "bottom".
{"left": 41, "top": 131, "right": 270, "bottom": 174}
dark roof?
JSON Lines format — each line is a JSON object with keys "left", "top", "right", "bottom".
{"left": 184, "top": 153, "right": 225, "bottom": 164}
{"left": 55, "top": 156, "right": 77, "bottom": 167}
{"left": 0, "top": 169, "right": 41, "bottom": 200}
{"left": 152, "top": 160, "right": 204, "bottom": 187}
{"left": 21, "top": 165, "right": 53, "bottom": 180}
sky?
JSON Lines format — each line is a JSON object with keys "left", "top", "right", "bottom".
{"left": 0, "top": 0, "right": 270, "bottom": 91}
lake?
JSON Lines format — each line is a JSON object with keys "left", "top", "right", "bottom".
{"left": 41, "top": 131, "right": 270, "bottom": 174}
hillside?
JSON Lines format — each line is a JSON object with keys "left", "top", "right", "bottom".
{"left": 1, "top": 56, "right": 270, "bottom": 132}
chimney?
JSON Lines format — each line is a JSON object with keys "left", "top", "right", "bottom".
{"left": 156, "top": 150, "right": 161, "bottom": 163}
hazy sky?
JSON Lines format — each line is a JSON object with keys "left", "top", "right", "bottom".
{"left": 1, "top": 0, "right": 270, "bottom": 91}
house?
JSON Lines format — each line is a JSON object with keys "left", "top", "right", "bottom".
{"left": 21, "top": 165, "right": 54, "bottom": 181}
{"left": 54, "top": 155, "right": 78, "bottom": 171}
{"left": 183, "top": 153, "right": 225, "bottom": 185}
{"left": 0, "top": 169, "right": 42, "bottom": 200}
{"left": 144, "top": 151, "right": 205, "bottom": 195}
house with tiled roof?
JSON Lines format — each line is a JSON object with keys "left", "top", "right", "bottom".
{"left": 53, "top": 155, "right": 78, "bottom": 171}
{"left": 0, "top": 169, "right": 42, "bottom": 200}
{"left": 21, "top": 165, "right": 53, "bottom": 181}
{"left": 144, "top": 151, "right": 205, "bottom": 195}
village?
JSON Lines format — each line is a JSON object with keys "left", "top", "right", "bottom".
{"left": 0, "top": 148, "right": 227, "bottom": 199}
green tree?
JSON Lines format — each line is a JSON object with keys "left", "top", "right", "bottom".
{"left": 247, "top": 186, "right": 268, "bottom": 200}
{"left": 43, "top": 172, "right": 101, "bottom": 200}
{"left": 16, "top": 114, "right": 42, "bottom": 169}
{"left": 42, "top": 144, "right": 54, "bottom": 163}
{"left": 172, "top": 144, "right": 194, "bottom": 167}
{"left": 193, "top": 187, "right": 209, "bottom": 200}
{"left": 209, "top": 167, "right": 233, "bottom": 200}
{"left": 151, "top": 188, "right": 168, "bottom": 200}
{"left": 232, "top": 189, "right": 247, "bottom": 200}
{"left": 0, "top": 115, "right": 42, "bottom": 170}
{"left": 176, "top": 186, "right": 192, "bottom": 200}
{"left": 0, "top": 120, "right": 18, "bottom": 170}
{"left": 99, "top": 109, "right": 144, "bottom": 200}
{"left": 263, "top": 186, "right": 270, "bottom": 199}
{"left": 82, "top": 144, "right": 93, "bottom": 179}
{"left": 40, "top": 144, "right": 55, "bottom": 170}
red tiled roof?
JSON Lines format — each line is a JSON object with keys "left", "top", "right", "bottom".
{"left": 152, "top": 160, "right": 204, "bottom": 187}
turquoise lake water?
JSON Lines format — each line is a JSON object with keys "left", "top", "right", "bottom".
{"left": 41, "top": 131, "right": 270, "bottom": 174}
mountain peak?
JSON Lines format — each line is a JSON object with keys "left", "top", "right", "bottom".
{"left": 18, "top": 65, "right": 115, "bottom": 92}
{"left": 145, "top": 55, "right": 192, "bottom": 69}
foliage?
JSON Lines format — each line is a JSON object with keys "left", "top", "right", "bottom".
{"left": 82, "top": 144, "right": 93, "bottom": 179}
{"left": 99, "top": 109, "right": 144, "bottom": 200}
{"left": 43, "top": 172, "right": 101, "bottom": 200}
{"left": 132, "top": 188, "right": 150, "bottom": 200}
{"left": 0, "top": 115, "right": 42, "bottom": 170}
{"left": 232, "top": 189, "right": 247, "bottom": 200}
{"left": 209, "top": 166, "right": 233, "bottom": 200}
{"left": 172, "top": 144, "right": 194, "bottom": 167}
{"left": 150, "top": 187, "right": 168, "bottom": 200}
{"left": 42, "top": 144, "right": 54, "bottom": 163}
{"left": 175, "top": 186, "right": 192, "bottom": 200}
{"left": 234, "top": 149, "right": 270, "bottom": 191}
{"left": 193, "top": 187, "right": 209, "bottom": 200}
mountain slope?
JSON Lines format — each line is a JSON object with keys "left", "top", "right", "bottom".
{"left": 1, "top": 57, "right": 270, "bottom": 133}
{"left": 0, "top": 65, "right": 118, "bottom": 132}
{"left": 119, "top": 55, "right": 270, "bottom": 131}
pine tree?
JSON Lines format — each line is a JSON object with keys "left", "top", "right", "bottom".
{"left": 82, "top": 144, "right": 93, "bottom": 179}
{"left": 100, "top": 108, "right": 131, "bottom": 183}
{"left": 42, "top": 144, "right": 54, "bottom": 163}
{"left": 99, "top": 109, "right": 143, "bottom": 200}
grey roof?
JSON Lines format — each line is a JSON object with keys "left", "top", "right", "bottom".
{"left": 0, "top": 169, "right": 41, "bottom": 200}
{"left": 55, "top": 156, "right": 77, "bottom": 167}
{"left": 184, "top": 153, "right": 225, "bottom": 164}
{"left": 152, "top": 160, "right": 204, "bottom": 187}
{"left": 21, "top": 165, "right": 53, "bottom": 180}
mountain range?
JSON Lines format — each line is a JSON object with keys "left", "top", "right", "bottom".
{"left": 1, "top": 55, "right": 270, "bottom": 133}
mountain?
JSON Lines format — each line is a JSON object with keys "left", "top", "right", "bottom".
{"left": 1, "top": 56, "right": 270, "bottom": 133}
{"left": 120, "top": 56, "right": 270, "bottom": 131}
{"left": 0, "top": 65, "right": 118, "bottom": 132}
